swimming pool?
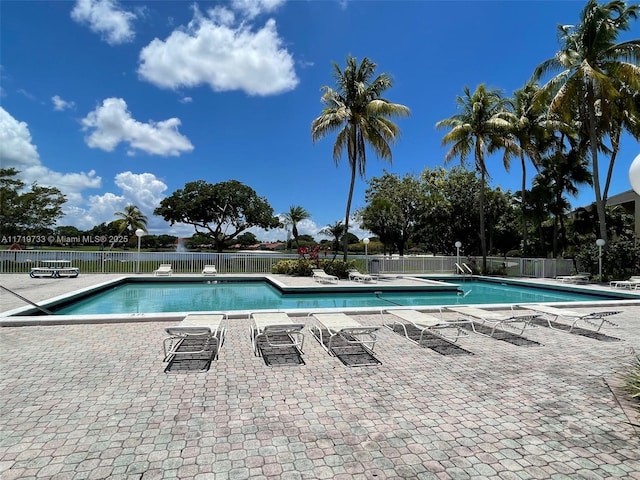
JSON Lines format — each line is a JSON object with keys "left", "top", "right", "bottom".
{"left": 49, "top": 278, "right": 628, "bottom": 315}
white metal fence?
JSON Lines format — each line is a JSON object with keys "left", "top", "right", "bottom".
{"left": 0, "top": 250, "right": 575, "bottom": 278}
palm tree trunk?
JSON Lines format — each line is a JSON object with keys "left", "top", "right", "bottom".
{"left": 587, "top": 82, "right": 607, "bottom": 242}
{"left": 343, "top": 161, "right": 357, "bottom": 262}
{"left": 603, "top": 128, "right": 620, "bottom": 203}
{"left": 479, "top": 170, "right": 487, "bottom": 273}
{"left": 520, "top": 153, "right": 528, "bottom": 255}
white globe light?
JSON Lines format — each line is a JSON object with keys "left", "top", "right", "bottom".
{"left": 630, "top": 153, "right": 640, "bottom": 195}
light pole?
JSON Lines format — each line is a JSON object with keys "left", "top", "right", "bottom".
{"left": 455, "top": 241, "right": 462, "bottom": 268}
{"left": 596, "top": 238, "right": 605, "bottom": 282}
{"left": 363, "top": 238, "right": 370, "bottom": 270}
{"left": 135, "top": 229, "right": 145, "bottom": 274}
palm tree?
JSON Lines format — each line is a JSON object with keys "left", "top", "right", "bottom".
{"left": 502, "top": 82, "right": 552, "bottom": 254}
{"left": 436, "top": 84, "right": 515, "bottom": 272}
{"left": 319, "top": 221, "right": 345, "bottom": 257}
{"left": 113, "top": 205, "right": 147, "bottom": 249}
{"left": 282, "top": 205, "right": 310, "bottom": 249}
{"left": 311, "top": 56, "right": 410, "bottom": 261}
{"left": 532, "top": 0, "right": 640, "bottom": 242}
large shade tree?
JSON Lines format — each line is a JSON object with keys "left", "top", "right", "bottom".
{"left": 154, "top": 180, "right": 281, "bottom": 252}
{"left": 532, "top": 0, "right": 640, "bottom": 242}
{"left": 436, "top": 84, "right": 515, "bottom": 272}
{"left": 311, "top": 55, "right": 410, "bottom": 261}
{"left": 0, "top": 168, "right": 66, "bottom": 238}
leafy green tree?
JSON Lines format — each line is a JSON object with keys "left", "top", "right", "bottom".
{"left": 360, "top": 171, "right": 424, "bottom": 256}
{"left": 236, "top": 232, "right": 258, "bottom": 247}
{"left": 436, "top": 85, "right": 515, "bottom": 271}
{"left": 154, "top": 180, "right": 281, "bottom": 252}
{"left": 311, "top": 55, "right": 410, "bottom": 261}
{"left": 532, "top": 0, "right": 640, "bottom": 242}
{"left": 282, "top": 205, "right": 310, "bottom": 248}
{"left": 0, "top": 168, "right": 66, "bottom": 237}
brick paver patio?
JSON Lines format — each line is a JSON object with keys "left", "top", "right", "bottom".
{"left": 1, "top": 274, "right": 639, "bottom": 479}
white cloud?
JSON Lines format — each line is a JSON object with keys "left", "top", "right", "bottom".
{"left": 230, "top": 0, "right": 286, "bottom": 19}
{"left": 52, "top": 95, "right": 75, "bottom": 111}
{"left": 63, "top": 171, "right": 170, "bottom": 232}
{"left": 0, "top": 107, "right": 102, "bottom": 225}
{"left": 137, "top": 5, "right": 298, "bottom": 96}
{"left": 81, "top": 97, "right": 194, "bottom": 156}
{"left": 71, "top": 0, "right": 137, "bottom": 45}
{"left": 0, "top": 107, "right": 40, "bottom": 168}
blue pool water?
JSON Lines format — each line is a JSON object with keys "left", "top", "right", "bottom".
{"left": 51, "top": 279, "right": 623, "bottom": 315}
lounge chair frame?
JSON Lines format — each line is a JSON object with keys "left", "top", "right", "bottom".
{"left": 447, "top": 306, "right": 536, "bottom": 338}
{"left": 250, "top": 312, "right": 305, "bottom": 357}
{"left": 519, "top": 304, "right": 620, "bottom": 333}
{"left": 163, "top": 313, "right": 227, "bottom": 364}
{"left": 383, "top": 308, "right": 470, "bottom": 344}
{"left": 308, "top": 312, "right": 379, "bottom": 354}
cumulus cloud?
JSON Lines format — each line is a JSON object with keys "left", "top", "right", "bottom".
{"left": 71, "top": 0, "right": 137, "bottom": 45}
{"left": 63, "top": 171, "right": 170, "bottom": 231}
{"left": 0, "top": 107, "right": 40, "bottom": 168}
{"left": 230, "top": 0, "right": 286, "bottom": 19}
{"left": 0, "top": 107, "right": 102, "bottom": 222}
{"left": 52, "top": 95, "right": 75, "bottom": 111}
{"left": 81, "top": 97, "right": 194, "bottom": 156}
{"left": 137, "top": 5, "right": 298, "bottom": 96}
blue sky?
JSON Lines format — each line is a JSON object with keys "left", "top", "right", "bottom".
{"left": 1, "top": 0, "right": 638, "bottom": 242}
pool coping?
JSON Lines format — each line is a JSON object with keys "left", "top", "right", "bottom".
{"left": 2, "top": 274, "right": 640, "bottom": 327}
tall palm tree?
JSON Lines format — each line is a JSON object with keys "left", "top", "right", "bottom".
{"left": 436, "top": 84, "right": 515, "bottom": 272}
{"left": 319, "top": 221, "right": 345, "bottom": 257}
{"left": 311, "top": 56, "right": 410, "bottom": 261}
{"left": 503, "top": 82, "right": 552, "bottom": 254}
{"left": 532, "top": 0, "right": 640, "bottom": 242}
{"left": 282, "top": 205, "right": 310, "bottom": 249}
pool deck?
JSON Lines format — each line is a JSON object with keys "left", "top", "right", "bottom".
{"left": 1, "top": 273, "right": 640, "bottom": 479}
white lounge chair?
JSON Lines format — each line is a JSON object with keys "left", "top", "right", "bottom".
{"left": 249, "top": 312, "right": 305, "bottom": 357}
{"left": 308, "top": 312, "right": 380, "bottom": 355}
{"left": 348, "top": 268, "right": 376, "bottom": 283}
{"left": 163, "top": 313, "right": 227, "bottom": 367}
{"left": 519, "top": 304, "right": 620, "bottom": 333}
{"left": 202, "top": 265, "right": 217, "bottom": 276}
{"left": 447, "top": 306, "right": 536, "bottom": 338}
{"left": 609, "top": 276, "right": 640, "bottom": 289}
{"left": 154, "top": 264, "right": 173, "bottom": 276}
{"left": 555, "top": 273, "right": 590, "bottom": 284}
{"left": 311, "top": 268, "right": 338, "bottom": 284}
{"left": 383, "top": 309, "right": 470, "bottom": 343}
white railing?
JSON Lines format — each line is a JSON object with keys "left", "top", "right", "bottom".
{"left": 0, "top": 250, "right": 575, "bottom": 278}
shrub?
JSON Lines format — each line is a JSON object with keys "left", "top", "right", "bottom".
{"left": 271, "top": 259, "right": 315, "bottom": 276}
{"left": 625, "top": 357, "right": 640, "bottom": 413}
{"left": 271, "top": 258, "right": 356, "bottom": 279}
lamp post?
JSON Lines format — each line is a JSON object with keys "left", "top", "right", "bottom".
{"left": 363, "top": 238, "right": 370, "bottom": 271}
{"left": 596, "top": 238, "right": 605, "bottom": 282}
{"left": 455, "top": 241, "right": 462, "bottom": 268}
{"left": 135, "top": 229, "right": 145, "bottom": 274}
